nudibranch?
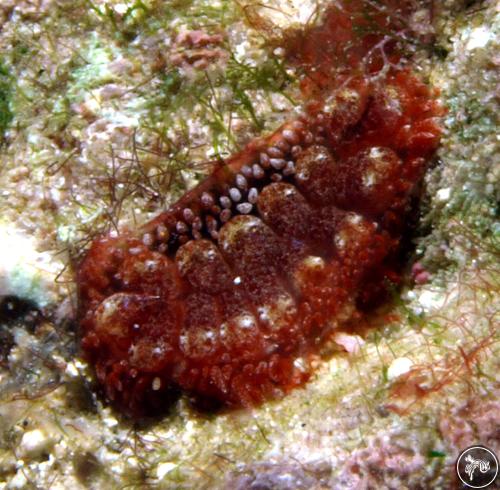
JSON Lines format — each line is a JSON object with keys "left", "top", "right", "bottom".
{"left": 77, "top": 1, "right": 444, "bottom": 414}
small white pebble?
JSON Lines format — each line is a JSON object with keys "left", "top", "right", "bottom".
{"left": 333, "top": 332, "right": 364, "bottom": 355}
{"left": 387, "top": 357, "right": 413, "bottom": 380}
{"left": 18, "top": 430, "right": 56, "bottom": 460}
{"left": 157, "top": 462, "right": 178, "bottom": 479}
{"left": 9, "top": 470, "right": 28, "bottom": 489}
{"left": 436, "top": 188, "right": 451, "bottom": 201}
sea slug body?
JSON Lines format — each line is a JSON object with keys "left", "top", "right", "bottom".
{"left": 76, "top": 1, "right": 444, "bottom": 415}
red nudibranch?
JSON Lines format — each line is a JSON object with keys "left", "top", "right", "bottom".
{"left": 77, "top": 1, "right": 444, "bottom": 415}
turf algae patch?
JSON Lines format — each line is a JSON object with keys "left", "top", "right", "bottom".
{"left": 0, "top": 59, "right": 13, "bottom": 146}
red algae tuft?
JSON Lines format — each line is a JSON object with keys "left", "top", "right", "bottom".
{"left": 77, "top": 0, "right": 444, "bottom": 415}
